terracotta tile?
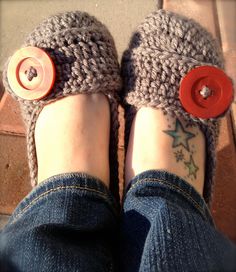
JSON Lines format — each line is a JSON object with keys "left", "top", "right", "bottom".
{"left": 0, "top": 92, "right": 26, "bottom": 136}
{"left": 0, "top": 72, "right": 4, "bottom": 100}
{"left": 224, "top": 52, "right": 236, "bottom": 143}
{"left": 163, "top": 0, "right": 218, "bottom": 37}
{"left": 118, "top": 147, "right": 125, "bottom": 200}
{"left": 216, "top": 0, "right": 236, "bottom": 52}
{"left": 0, "top": 214, "right": 10, "bottom": 230}
{"left": 0, "top": 134, "right": 31, "bottom": 214}
{"left": 231, "top": 109, "right": 236, "bottom": 145}
{"left": 224, "top": 52, "right": 236, "bottom": 84}
{"left": 118, "top": 105, "right": 125, "bottom": 149}
{"left": 212, "top": 116, "right": 236, "bottom": 241}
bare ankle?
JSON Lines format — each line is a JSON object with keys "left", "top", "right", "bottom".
{"left": 35, "top": 93, "right": 110, "bottom": 187}
{"left": 125, "top": 107, "right": 205, "bottom": 195}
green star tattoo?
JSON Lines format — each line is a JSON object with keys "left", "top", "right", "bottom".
{"left": 184, "top": 155, "right": 199, "bottom": 179}
{"left": 163, "top": 119, "right": 195, "bottom": 151}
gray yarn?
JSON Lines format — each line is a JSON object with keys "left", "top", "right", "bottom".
{"left": 121, "top": 9, "right": 229, "bottom": 205}
{"left": 3, "top": 11, "right": 122, "bottom": 200}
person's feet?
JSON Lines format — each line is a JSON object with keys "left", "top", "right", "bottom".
{"left": 35, "top": 93, "right": 110, "bottom": 187}
{"left": 125, "top": 107, "right": 206, "bottom": 196}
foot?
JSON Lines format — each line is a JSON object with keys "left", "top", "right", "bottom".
{"left": 125, "top": 107, "right": 205, "bottom": 196}
{"left": 35, "top": 93, "right": 110, "bottom": 187}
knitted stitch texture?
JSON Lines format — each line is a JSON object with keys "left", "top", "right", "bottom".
{"left": 121, "top": 9, "right": 230, "bottom": 205}
{"left": 3, "top": 11, "right": 122, "bottom": 200}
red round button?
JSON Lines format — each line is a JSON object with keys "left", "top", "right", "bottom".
{"left": 179, "top": 66, "right": 233, "bottom": 119}
{"left": 7, "top": 47, "right": 56, "bottom": 100}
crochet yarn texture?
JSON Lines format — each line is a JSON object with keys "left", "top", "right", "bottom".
{"left": 121, "top": 9, "right": 228, "bottom": 205}
{"left": 3, "top": 11, "right": 122, "bottom": 200}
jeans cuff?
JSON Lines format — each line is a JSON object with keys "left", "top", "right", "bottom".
{"left": 126, "top": 170, "right": 214, "bottom": 224}
{"left": 9, "top": 172, "right": 119, "bottom": 225}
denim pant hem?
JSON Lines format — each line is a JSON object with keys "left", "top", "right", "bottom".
{"left": 126, "top": 169, "right": 213, "bottom": 224}
{"left": 8, "top": 172, "right": 119, "bottom": 226}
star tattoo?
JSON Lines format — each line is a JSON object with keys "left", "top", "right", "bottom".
{"left": 174, "top": 150, "right": 185, "bottom": 162}
{"left": 163, "top": 119, "right": 195, "bottom": 151}
{"left": 184, "top": 155, "right": 199, "bottom": 179}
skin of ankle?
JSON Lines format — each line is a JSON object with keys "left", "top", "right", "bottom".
{"left": 35, "top": 93, "right": 110, "bottom": 187}
{"left": 125, "top": 107, "right": 205, "bottom": 196}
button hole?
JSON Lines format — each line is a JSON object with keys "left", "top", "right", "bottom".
{"left": 25, "top": 66, "right": 38, "bottom": 81}
{"left": 199, "top": 86, "right": 212, "bottom": 99}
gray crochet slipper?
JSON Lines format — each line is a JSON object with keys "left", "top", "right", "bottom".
{"left": 121, "top": 9, "right": 233, "bottom": 205}
{"left": 3, "top": 11, "right": 121, "bottom": 201}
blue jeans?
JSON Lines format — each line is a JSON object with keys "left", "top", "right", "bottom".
{"left": 0, "top": 171, "right": 235, "bottom": 271}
